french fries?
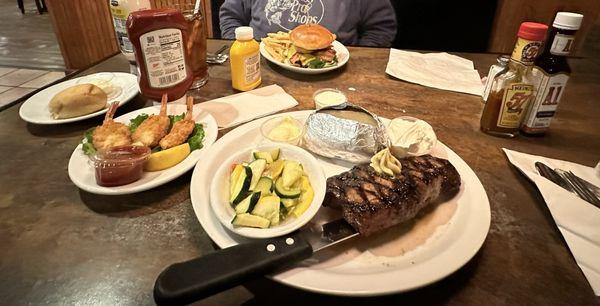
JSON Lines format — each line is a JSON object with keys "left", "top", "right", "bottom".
{"left": 262, "top": 31, "right": 293, "bottom": 63}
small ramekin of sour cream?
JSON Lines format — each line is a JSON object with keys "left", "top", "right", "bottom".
{"left": 387, "top": 116, "right": 437, "bottom": 158}
{"left": 313, "top": 88, "right": 347, "bottom": 109}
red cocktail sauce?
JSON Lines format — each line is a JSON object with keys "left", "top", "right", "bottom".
{"left": 90, "top": 146, "right": 150, "bottom": 187}
{"left": 126, "top": 8, "right": 193, "bottom": 101}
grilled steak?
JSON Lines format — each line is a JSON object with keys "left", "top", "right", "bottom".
{"left": 325, "top": 155, "right": 461, "bottom": 236}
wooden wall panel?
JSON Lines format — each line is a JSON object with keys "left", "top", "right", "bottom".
{"left": 489, "top": 0, "right": 600, "bottom": 57}
{"left": 150, "top": 0, "right": 214, "bottom": 38}
{"left": 46, "top": 0, "right": 119, "bottom": 70}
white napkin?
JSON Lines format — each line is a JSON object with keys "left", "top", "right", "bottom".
{"left": 196, "top": 84, "right": 298, "bottom": 129}
{"left": 503, "top": 148, "right": 600, "bottom": 295}
{"left": 385, "top": 49, "right": 484, "bottom": 96}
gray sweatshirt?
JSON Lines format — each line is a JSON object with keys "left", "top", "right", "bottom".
{"left": 219, "top": 0, "right": 397, "bottom": 47}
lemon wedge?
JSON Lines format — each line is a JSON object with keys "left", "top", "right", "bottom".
{"left": 144, "top": 143, "right": 190, "bottom": 172}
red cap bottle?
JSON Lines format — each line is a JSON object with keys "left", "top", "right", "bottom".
{"left": 511, "top": 22, "right": 548, "bottom": 65}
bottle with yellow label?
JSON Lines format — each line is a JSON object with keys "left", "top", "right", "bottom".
{"left": 230, "top": 27, "right": 261, "bottom": 91}
{"left": 480, "top": 22, "right": 548, "bottom": 137}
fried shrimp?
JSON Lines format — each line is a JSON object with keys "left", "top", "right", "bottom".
{"left": 132, "top": 93, "right": 170, "bottom": 147}
{"left": 159, "top": 96, "right": 195, "bottom": 149}
{"left": 92, "top": 102, "right": 131, "bottom": 152}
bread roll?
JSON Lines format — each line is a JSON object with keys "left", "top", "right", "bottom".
{"left": 48, "top": 84, "right": 108, "bottom": 119}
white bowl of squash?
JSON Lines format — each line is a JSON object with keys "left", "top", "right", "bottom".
{"left": 210, "top": 143, "right": 326, "bottom": 239}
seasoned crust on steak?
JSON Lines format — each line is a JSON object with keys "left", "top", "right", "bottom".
{"left": 324, "top": 155, "right": 461, "bottom": 236}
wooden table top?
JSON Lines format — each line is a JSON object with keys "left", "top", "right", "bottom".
{"left": 1, "top": 39, "right": 599, "bottom": 305}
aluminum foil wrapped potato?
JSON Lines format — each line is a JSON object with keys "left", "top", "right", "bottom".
{"left": 302, "top": 103, "right": 388, "bottom": 163}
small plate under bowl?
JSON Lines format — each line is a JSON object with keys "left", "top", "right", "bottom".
{"left": 210, "top": 143, "right": 326, "bottom": 239}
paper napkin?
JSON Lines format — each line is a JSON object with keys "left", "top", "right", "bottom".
{"left": 503, "top": 148, "right": 600, "bottom": 295}
{"left": 385, "top": 49, "right": 484, "bottom": 96}
{"left": 196, "top": 84, "right": 299, "bottom": 129}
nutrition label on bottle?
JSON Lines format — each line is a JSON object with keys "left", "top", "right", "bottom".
{"left": 139, "top": 28, "right": 188, "bottom": 88}
{"left": 244, "top": 54, "right": 260, "bottom": 84}
{"left": 109, "top": 6, "right": 133, "bottom": 53}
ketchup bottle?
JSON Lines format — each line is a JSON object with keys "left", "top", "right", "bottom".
{"left": 126, "top": 8, "right": 194, "bottom": 101}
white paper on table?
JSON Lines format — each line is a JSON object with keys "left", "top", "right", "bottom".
{"left": 385, "top": 49, "right": 485, "bottom": 96}
{"left": 503, "top": 148, "right": 600, "bottom": 296}
{"left": 196, "top": 84, "right": 298, "bottom": 129}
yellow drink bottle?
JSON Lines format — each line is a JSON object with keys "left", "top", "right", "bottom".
{"left": 230, "top": 27, "right": 261, "bottom": 91}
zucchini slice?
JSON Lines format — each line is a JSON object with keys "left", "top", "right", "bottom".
{"left": 269, "top": 148, "right": 280, "bottom": 161}
{"left": 248, "top": 159, "right": 267, "bottom": 190}
{"left": 265, "top": 159, "right": 285, "bottom": 181}
{"left": 253, "top": 151, "right": 273, "bottom": 163}
{"left": 281, "top": 160, "right": 303, "bottom": 188}
{"left": 231, "top": 213, "right": 270, "bottom": 228}
{"left": 253, "top": 177, "right": 273, "bottom": 196}
{"left": 274, "top": 177, "right": 302, "bottom": 198}
{"left": 234, "top": 192, "right": 261, "bottom": 214}
{"left": 280, "top": 198, "right": 297, "bottom": 209}
{"left": 230, "top": 165, "right": 252, "bottom": 204}
{"left": 252, "top": 195, "right": 280, "bottom": 223}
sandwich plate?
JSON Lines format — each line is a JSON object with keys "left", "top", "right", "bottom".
{"left": 68, "top": 104, "right": 217, "bottom": 195}
{"left": 260, "top": 40, "right": 350, "bottom": 75}
{"left": 19, "top": 72, "right": 138, "bottom": 125}
{"left": 190, "top": 110, "right": 491, "bottom": 296}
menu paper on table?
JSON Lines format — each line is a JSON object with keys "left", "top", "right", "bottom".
{"left": 385, "top": 49, "right": 485, "bottom": 96}
{"left": 503, "top": 148, "right": 600, "bottom": 296}
{"left": 196, "top": 84, "right": 299, "bottom": 129}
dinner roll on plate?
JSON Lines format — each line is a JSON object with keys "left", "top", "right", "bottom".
{"left": 48, "top": 84, "right": 108, "bottom": 119}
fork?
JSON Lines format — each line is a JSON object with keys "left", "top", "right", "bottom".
{"left": 555, "top": 169, "right": 600, "bottom": 207}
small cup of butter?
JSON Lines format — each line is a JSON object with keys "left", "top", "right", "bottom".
{"left": 387, "top": 116, "right": 437, "bottom": 158}
{"left": 313, "top": 88, "right": 347, "bottom": 109}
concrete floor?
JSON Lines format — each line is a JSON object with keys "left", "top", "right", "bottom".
{"left": 0, "top": 0, "right": 65, "bottom": 70}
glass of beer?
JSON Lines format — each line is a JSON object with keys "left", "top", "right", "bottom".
{"left": 161, "top": 1, "right": 209, "bottom": 89}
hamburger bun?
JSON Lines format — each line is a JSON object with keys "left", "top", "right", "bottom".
{"left": 290, "top": 24, "right": 336, "bottom": 52}
{"left": 48, "top": 84, "right": 108, "bottom": 119}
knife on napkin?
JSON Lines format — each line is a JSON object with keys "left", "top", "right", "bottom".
{"left": 153, "top": 218, "right": 358, "bottom": 305}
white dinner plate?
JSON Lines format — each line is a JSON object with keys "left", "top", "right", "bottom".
{"left": 190, "top": 110, "right": 491, "bottom": 296}
{"left": 68, "top": 104, "right": 217, "bottom": 195}
{"left": 260, "top": 40, "right": 350, "bottom": 75}
{"left": 19, "top": 72, "right": 139, "bottom": 125}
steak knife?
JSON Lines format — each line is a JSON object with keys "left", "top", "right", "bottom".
{"left": 153, "top": 218, "right": 358, "bottom": 305}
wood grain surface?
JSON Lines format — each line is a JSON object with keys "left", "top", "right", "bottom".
{"left": 0, "top": 40, "right": 598, "bottom": 305}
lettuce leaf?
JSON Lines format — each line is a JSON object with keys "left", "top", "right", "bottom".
{"left": 81, "top": 128, "right": 96, "bottom": 156}
{"left": 129, "top": 114, "right": 149, "bottom": 132}
{"left": 188, "top": 123, "right": 205, "bottom": 151}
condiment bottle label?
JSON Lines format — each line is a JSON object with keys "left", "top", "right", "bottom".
{"left": 550, "top": 34, "right": 575, "bottom": 56}
{"left": 522, "top": 70, "right": 569, "bottom": 131}
{"left": 109, "top": 2, "right": 133, "bottom": 53}
{"left": 244, "top": 54, "right": 260, "bottom": 84}
{"left": 139, "top": 28, "right": 188, "bottom": 89}
{"left": 511, "top": 37, "right": 543, "bottom": 65}
{"left": 497, "top": 83, "right": 533, "bottom": 128}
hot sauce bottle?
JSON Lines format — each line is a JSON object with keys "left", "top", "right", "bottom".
{"left": 126, "top": 8, "right": 194, "bottom": 101}
{"left": 480, "top": 22, "right": 548, "bottom": 137}
{"left": 521, "top": 12, "right": 584, "bottom": 135}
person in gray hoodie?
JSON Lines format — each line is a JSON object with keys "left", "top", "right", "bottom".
{"left": 219, "top": 0, "right": 397, "bottom": 47}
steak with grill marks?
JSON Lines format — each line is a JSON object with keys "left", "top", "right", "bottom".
{"left": 325, "top": 155, "right": 461, "bottom": 236}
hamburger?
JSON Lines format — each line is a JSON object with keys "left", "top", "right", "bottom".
{"left": 288, "top": 24, "right": 338, "bottom": 68}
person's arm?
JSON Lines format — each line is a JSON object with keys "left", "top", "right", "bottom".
{"left": 219, "top": 0, "right": 252, "bottom": 39}
{"left": 357, "top": 0, "right": 397, "bottom": 47}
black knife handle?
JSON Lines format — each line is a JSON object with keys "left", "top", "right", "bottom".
{"left": 153, "top": 234, "right": 312, "bottom": 305}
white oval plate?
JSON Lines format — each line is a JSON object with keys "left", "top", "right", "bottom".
{"left": 68, "top": 104, "right": 217, "bottom": 195}
{"left": 210, "top": 143, "right": 326, "bottom": 239}
{"left": 190, "top": 111, "right": 490, "bottom": 296}
{"left": 260, "top": 40, "right": 349, "bottom": 75}
{"left": 19, "top": 72, "right": 139, "bottom": 125}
